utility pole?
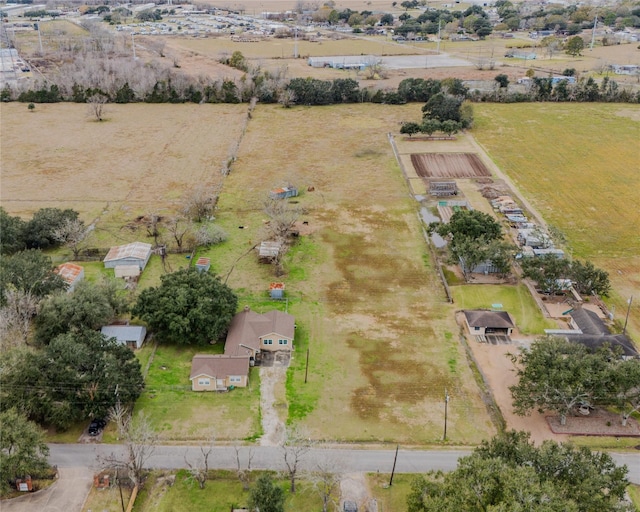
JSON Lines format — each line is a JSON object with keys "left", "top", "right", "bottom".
{"left": 443, "top": 389, "right": 449, "bottom": 441}
{"left": 388, "top": 444, "right": 399, "bottom": 487}
{"left": 131, "top": 33, "right": 137, "bottom": 60}
{"left": 623, "top": 296, "right": 633, "bottom": 336}
{"left": 293, "top": 26, "right": 298, "bottom": 58}
{"left": 304, "top": 348, "right": 309, "bottom": 383}
{"left": 436, "top": 19, "right": 441, "bottom": 54}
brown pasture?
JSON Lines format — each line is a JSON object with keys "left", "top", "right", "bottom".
{"left": 411, "top": 153, "right": 492, "bottom": 179}
{"left": 0, "top": 103, "right": 248, "bottom": 223}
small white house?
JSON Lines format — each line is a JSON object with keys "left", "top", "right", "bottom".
{"left": 101, "top": 325, "right": 147, "bottom": 349}
{"left": 103, "top": 242, "right": 152, "bottom": 271}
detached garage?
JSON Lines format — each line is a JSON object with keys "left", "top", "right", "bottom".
{"left": 463, "top": 310, "right": 515, "bottom": 336}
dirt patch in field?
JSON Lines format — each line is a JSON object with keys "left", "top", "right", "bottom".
{"left": 411, "top": 153, "right": 492, "bottom": 179}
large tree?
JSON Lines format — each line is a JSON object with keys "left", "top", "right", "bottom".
{"left": 248, "top": 474, "right": 285, "bottom": 512}
{"left": 0, "top": 250, "right": 66, "bottom": 305}
{"left": 0, "top": 208, "right": 26, "bottom": 255}
{"left": 509, "top": 336, "right": 611, "bottom": 425}
{"left": 408, "top": 430, "right": 632, "bottom": 512}
{"left": 23, "top": 208, "right": 79, "bottom": 250}
{"left": 432, "top": 209, "right": 502, "bottom": 241}
{"left": 520, "top": 253, "right": 571, "bottom": 294}
{"left": 1, "top": 331, "right": 144, "bottom": 430}
{"left": 34, "top": 278, "right": 128, "bottom": 344}
{"left": 0, "top": 409, "right": 50, "bottom": 494}
{"left": 132, "top": 268, "right": 238, "bottom": 345}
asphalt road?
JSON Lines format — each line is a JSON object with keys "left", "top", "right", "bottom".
{"left": 48, "top": 444, "right": 640, "bottom": 483}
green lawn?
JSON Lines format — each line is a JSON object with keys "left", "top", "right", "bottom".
{"left": 134, "top": 344, "right": 261, "bottom": 441}
{"left": 133, "top": 470, "right": 323, "bottom": 512}
{"left": 451, "top": 284, "right": 556, "bottom": 335}
{"left": 369, "top": 473, "right": 414, "bottom": 512}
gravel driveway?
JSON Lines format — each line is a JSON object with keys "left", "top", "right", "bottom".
{"left": 1, "top": 468, "right": 92, "bottom": 512}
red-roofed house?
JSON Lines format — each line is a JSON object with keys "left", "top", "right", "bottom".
{"left": 55, "top": 262, "right": 84, "bottom": 292}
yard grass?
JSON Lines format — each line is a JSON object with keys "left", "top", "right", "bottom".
{"left": 82, "top": 481, "right": 135, "bottom": 512}
{"left": 134, "top": 344, "right": 261, "bottom": 441}
{"left": 629, "top": 484, "right": 640, "bottom": 509}
{"left": 472, "top": 103, "right": 640, "bottom": 340}
{"left": 133, "top": 470, "right": 323, "bottom": 512}
{"left": 451, "top": 284, "right": 556, "bottom": 335}
{"left": 368, "top": 473, "right": 414, "bottom": 512}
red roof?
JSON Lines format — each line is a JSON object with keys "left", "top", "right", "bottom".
{"left": 55, "top": 263, "right": 84, "bottom": 285}
{"left": 196, "top": 257, "right": 210, "bottom": 266}
{"left": 269, "top": 282, "right": 285, "bottom": 290}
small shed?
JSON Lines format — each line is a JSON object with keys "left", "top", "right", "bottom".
{"left": 104, "top": 242, "right": 152, "bottom": 271}
{"left": 195, "top": 257, "right": 211, "bottom": 272}
{"left": 101, "top": 325, "right": 147, "bottom": 350}
{"left": 258, "top": 241, "right": 283, "bottom": 262}
{"left": 269, "top": 186, "right": 298, "bottom": 200}
{"left": 269, "top": 282, "right": 285, "bottom": 299}
{"left": 463, "top": 310, "right": 515, "bottom": 336}
{"left": 532, "top": 248, "right": 565, "bottom": 258}
{"left": 55, "top": 262, "right": 84, "bottom": 292}
{"left": 114, "top": 265, "right": 141, "bottom": 279}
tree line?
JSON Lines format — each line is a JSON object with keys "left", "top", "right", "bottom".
{"left": 3, "top": 72, "right": 639, "bottom": 107}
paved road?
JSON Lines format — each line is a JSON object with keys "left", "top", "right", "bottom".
{"left": 48, "top": 444, "right": 640, "bottom": 483}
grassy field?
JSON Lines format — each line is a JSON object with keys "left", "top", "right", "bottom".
{"left": 451, "top": 284, "right": 556, "bottom": 335}
{"left": 132, "top": 470, "right": 323, "bottom": 512}
{"left": 208, "top": 103, "right": 494, "bottom": 444}
{"left": 133, "top": 343, "right": 261, "bottom": 441}
{"left": 0, "top": 103, "right": 247, "bottom": 226}
{"left": 473, "top": 103, "right": 640, "bottom": 340}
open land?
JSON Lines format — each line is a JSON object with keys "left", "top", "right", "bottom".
{"left": 1, "top": 100, "right": 638, "bottom": 445}
{"left": 472, "top": 103, "right": 640, "bottom": 340}
{"left": 0, "top": 103, "right": 495, "bottom": 444}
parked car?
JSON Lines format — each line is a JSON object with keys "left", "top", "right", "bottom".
{"left": 88, "top": 419, "right": 106, "bottom": 436}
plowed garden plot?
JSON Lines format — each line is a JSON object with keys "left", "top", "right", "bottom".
{"left": 411, "top": 153, "right": 491, "bottom": 178}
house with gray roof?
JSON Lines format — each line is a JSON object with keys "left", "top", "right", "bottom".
{"left": 101, "top": 325, "right": 147, "bottom": 350}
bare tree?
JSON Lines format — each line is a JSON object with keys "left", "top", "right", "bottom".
{"left": 181, "top": 184, "right": 222, "bottom": 222}
{"left": 184, "top": 431, "right": 216, "bottom": 489}
{"left": 281, "top": 426, "right": 313, "bottom": 493}
{"left": 361, "top": 58, "right": 388, "bottom": 80}
{"left": 52, "top": 218, "right": 89, "bottom": 259}
{"left": 0, "top": 288, "right": 39, "bottom": 348}
{"left": 233, "top": 444, "right": 255, "bottom": 491}
{"left": 263, "top": 197, "right": 303, "bottom": 241}
{"left": 145, "top": 212, "right": 162, "bottom": 246}
{"left": 278, "top": 88, "right": 296, "bottom": 108}
{"left": 165, "top": 216, "right": 192, "bottom": 252}
{"left": 87, "top": 94, "right": 108, "bottom": 121}
{"left": 307, "top": 446, "right": 344, "bottom": 512}
{"left": 101, "top": 409, "right": 157, "bottom": 488}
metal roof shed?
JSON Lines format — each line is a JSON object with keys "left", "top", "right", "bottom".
{"left": 101, "top": 325, "right": 147, "bottom": 349}
{"left": 104, "top": 242, "right": 152, "bottom": 270}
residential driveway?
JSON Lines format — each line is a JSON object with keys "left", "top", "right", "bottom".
{"left": 1, "top": 468, "right": 92, "bottom": 512}
{"left": 259, "top": 350, "right": 291, "bottom": 367}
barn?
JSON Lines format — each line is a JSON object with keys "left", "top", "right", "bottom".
{"left": 55, "top": 262, "right": 84, "bottom": 292}
{"left": 103, "top": 242, "right": 152, "bottom": 270}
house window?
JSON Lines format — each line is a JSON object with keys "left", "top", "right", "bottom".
{"left": 198, "top": 378, "right": 210, "bottom": 386}
{"left": 474, "top": 326, "right": 480, "bottom": 331}
{"left": 263, "top": 339, "right": 273, "bottom": 345}
{"left": 278, "top": 339, "right": 288, "bottom": 345}
{"left": 229, "top": 376, "right": 241, "bottom": 383}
